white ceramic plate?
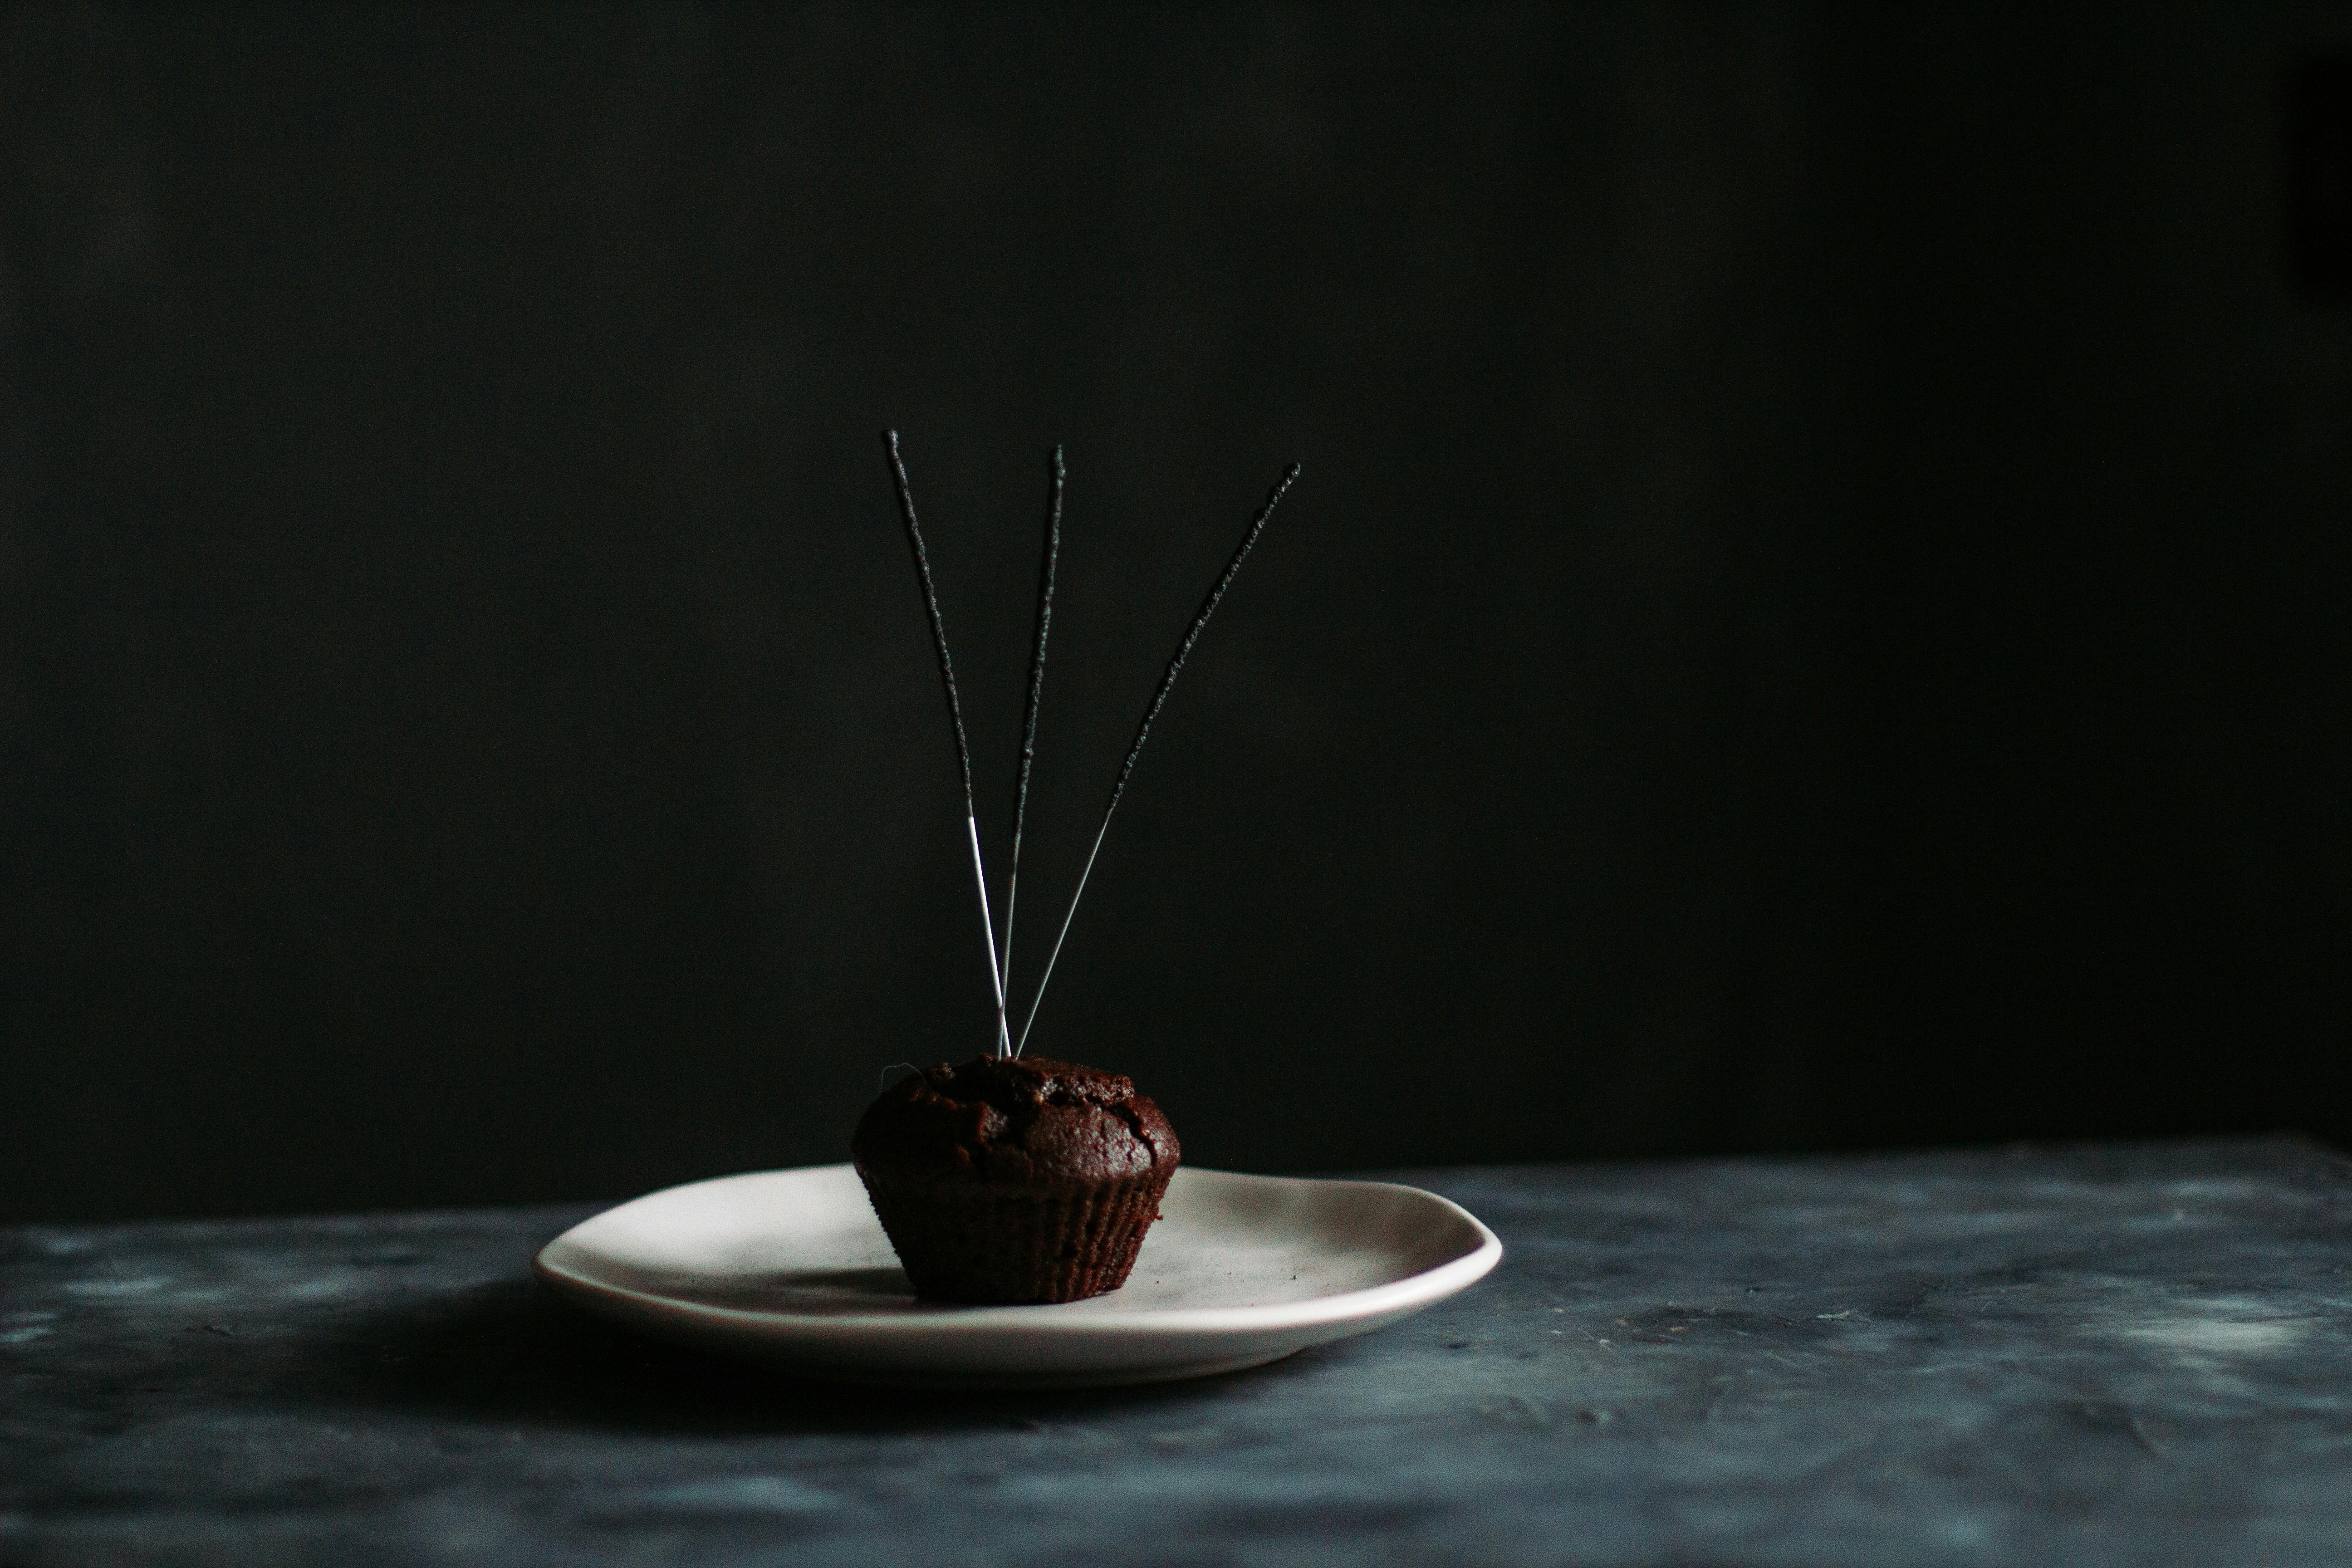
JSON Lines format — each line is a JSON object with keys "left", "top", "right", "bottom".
{"left": 534, "top": 1164, "right": 1501, "bottom": 1388}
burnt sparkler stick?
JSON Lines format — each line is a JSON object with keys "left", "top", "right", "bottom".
{"left": 1014, "top": 462, "right": 1301, "bottom": 1055}
{"left": 997, "top": 446, "right": 1063, "bottom": 1004}
{"left": 884, "top": 430, "right": 1013, "bottom": 1058}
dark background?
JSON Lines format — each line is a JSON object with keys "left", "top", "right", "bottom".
{"left": 5, "top": 4, "right": 2349, "bottom": 1224}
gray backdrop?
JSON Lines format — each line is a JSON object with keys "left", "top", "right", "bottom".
{"left": 5, "top": 4, "right": 2350, "bottom": 1222}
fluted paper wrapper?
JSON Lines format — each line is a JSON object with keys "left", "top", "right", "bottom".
{"left": 858, "top": 1168, "right": 1175, "bottom": 1304}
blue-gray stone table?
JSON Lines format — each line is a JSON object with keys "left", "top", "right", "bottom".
{"left": 6, "top": 1137, "right": 2352, "bottom": 1566}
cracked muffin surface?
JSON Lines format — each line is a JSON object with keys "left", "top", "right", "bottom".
{"left": 852, "top": 1055, "right": 1179, "bottom": 1187}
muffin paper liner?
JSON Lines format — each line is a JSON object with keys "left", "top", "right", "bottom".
{"left": 857, "top": 1167, "right": 1176, "bottom": 1304}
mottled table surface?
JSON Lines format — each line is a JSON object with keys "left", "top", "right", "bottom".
{"left": 7, "top": 1138, "right": 2352, "bottom": 1567}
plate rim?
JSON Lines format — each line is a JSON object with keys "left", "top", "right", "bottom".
{"left": 533, "top": 1162, "right": 1504, "bottom": 1337}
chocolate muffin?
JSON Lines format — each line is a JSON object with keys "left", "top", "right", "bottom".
{"left": 852, "top": 1055, "right": 1180, "bottom": 1304}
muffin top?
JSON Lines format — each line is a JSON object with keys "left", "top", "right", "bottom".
{"left": 852, "top": 1055, "right": 1180, "bottom": 1189}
